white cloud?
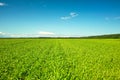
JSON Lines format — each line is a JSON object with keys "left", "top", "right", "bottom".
{"left": 0, "top": 31, "right": 56, "bottom": 37}
{"left": 38, "top": 31, "right": 55, "bottom": 35}
{"left": 61, "top": 12, "right": 78, "bottom": 20}
{"left": 0, "top": 32, "right": 6, "bottom": 35}
{"left": 0, "top": 32, "right": 30, "bottom": 37}
{"left": 8, "top": 34, "right": 40, "bottom": 37}
{"left": 0, "top": 32, "right": 3, "bottom": 34}
{"left": 10, "top": 34, "right": 26, "bottom": 37}
{"left": 0, "top": 2, "right": 6, "bottom": 6}
{"left": 0, "top": 32, "right": 84, "bottom": 38}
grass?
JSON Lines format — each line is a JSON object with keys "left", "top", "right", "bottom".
{"left": 0, "top": 39, "right": 120, "bottom": 80}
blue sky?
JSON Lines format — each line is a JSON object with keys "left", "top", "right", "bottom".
{"left": 0, "top": 0, "right": 120, "bottom": 37}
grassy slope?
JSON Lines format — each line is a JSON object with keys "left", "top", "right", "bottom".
{"left": 0, "top": 39, "right": 120, "bottom": 80}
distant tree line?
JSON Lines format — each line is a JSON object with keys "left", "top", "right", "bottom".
{"left": 80, "top": 34, "right": 120, "bottom": 39}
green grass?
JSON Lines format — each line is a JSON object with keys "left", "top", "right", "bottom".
{"left": 0, "top": 39, "right": 120, "bottom": 80}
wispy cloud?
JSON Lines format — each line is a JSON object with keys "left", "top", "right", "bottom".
{"left": 70, "top": 12, "right": 78, "bottom": 17}
{"left": 105, "top": 17, "right": 109, "bottom": 21}
{"left": 105, "top": 16, "right": 120, "bottom": 21}
{"left": 114, "top": 16, "right": 120, "bottom": 20}
{"left": 61, "top": 16, "right": 71, "bottom": 20}
{"left": 0, "top": 32, "right": 10, "bottom": 37}
{"left": 0, "top": 31, "right": 55, "bottom": 37}
{"left": 0, "top": 2, "right": 6, "bottom": 6}
{"left": 38, "top": 31, "right": 55, "bottom": 35}
{"left": 61, "top": 12, "right": 78, "bottom": 20}
{"left": 0, "top": 32, "right": 83, "bottom": 38}
{"left": 0, "top": 32, "right": 6, "bottom": 35}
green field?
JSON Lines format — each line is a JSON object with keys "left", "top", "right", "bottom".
{"left": 0, "top": 39, "right": 120, "bottom": 80}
